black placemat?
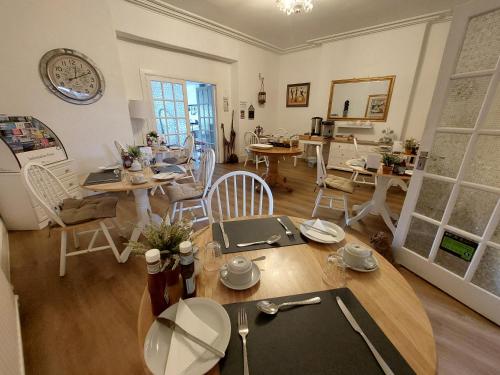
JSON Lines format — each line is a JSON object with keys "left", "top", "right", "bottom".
{"left": 212, "top": 216, "right": 306, "bottom": 254}
{"left": 154, "top": 165, "right": 184, "bottom": 174}
{"left": 220, "top": 288, "right": 415, "bottom": 375}
{"left": 83, "top": 170, "right": 121, "bottom": 186}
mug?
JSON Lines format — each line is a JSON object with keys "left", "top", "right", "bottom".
{"left": 220, "top": 256, "right": 253, "bottom": 285}
{"left": 342, "top": 243, "right": 372, "bottom": 268}
{"left": 130, "top": 173, "right": 146, "bottom": 184}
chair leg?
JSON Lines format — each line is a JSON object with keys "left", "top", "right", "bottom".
{"left": 244, "top": 154, "right": 249, "bottom": 167}
{"left": 256, "top": 156, "right": 259, "bottom": 170}
{"left": 293, "top": 156, "right": 297, "bottom": 167}
{"left": 312, "top": 189, "right": 323, "bottom": 217}
{"left": 201, "top": 198, "right": 207, "bottom": 217}
{"left": 179, "top": 202, "right": 184, "bottom": 221}
{"left": 158, "top": 185, "right": 166, "bottom": 195}
{"left": 343, "top": 194, "right": 350, "bottom": 224}
{"left": 72, "top": 229, "right": 80, "bottom": 249}
{"left": 60, "top": 230, "right": 67, "bottom": 277}
{"left": 171, "top": 202, "right": 178, "bottom": 222}
{"left": 100, "top": 221, "right": 121, "bottom": 263}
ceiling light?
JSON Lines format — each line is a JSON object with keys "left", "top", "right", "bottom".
{"left": 276, "top": 0, "right": 314, "bottom": 15}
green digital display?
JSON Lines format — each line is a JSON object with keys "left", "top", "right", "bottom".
{"left": 440, "top": 231, "right": 478, "bottom": 262}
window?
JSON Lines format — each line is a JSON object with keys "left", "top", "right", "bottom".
{"left": 150, "top": 80, "right": 188, "bottom": 145}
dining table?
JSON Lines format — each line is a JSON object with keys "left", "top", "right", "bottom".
{"left": 80, "top": 166, "right": 186, "bottom": 262}
{"left": 137, "top": 216, "right": 436, "bottom": 375}
{"left": 345, "top": 160, "right": 412, "bottom": 235}
{"left": 249, "top": 146, "right": 303, "bottom": 192}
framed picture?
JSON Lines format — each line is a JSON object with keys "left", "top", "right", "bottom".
{"left": 286, "top": 83, "right": 310, "bottom": 107}
{"left": 365, "top": 94, "right": 388, "bottom": 119}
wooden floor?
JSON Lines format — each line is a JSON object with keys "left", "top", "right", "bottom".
{"left": 8, "top": 159, "right": 500, "bottom": 375}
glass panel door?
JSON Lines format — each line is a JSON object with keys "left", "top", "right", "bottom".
{"left": 393, "top": 1, "right": 500, "bottom": 324}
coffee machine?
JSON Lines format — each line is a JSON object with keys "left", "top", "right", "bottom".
{"left": 311, "top": 117, "right": 322, "bottom": 135}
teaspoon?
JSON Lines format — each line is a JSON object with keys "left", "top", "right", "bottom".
{"left": 257, "top": 296, "right": 322, "bottom": 315}
{"left": 237, "top": 234, "right": 281, "bottom": 248}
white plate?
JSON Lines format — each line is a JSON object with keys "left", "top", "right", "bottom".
{"left": 250, "top": 143, "right": 273, "bottom": 149}
{"left": 144, "top": 298, "right": 231, "bottom": 375}
{"left": 299, "top": 219, "right": 345, "bottom": 244}
{"left": 404, "top": 170, "right": 414, "bottom": 176}
{"left": 219, "top": 263, "right": 261, "bottom": 291}
{"left": 152, "top": 173, "right": 176, "bottom": 181}
{"left": 98, "top": 164, "right": 121, "bottom": 171}
{"left": 169, "top": 146, "right": 182, "bottom": 150}
{"left": 337, "top": 248, "right": 379, "bottom": 272}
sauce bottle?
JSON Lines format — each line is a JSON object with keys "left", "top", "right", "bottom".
{"left": 145, "top": 249, "right": 169, "bottom": 316}
{"left": 180, "top": 241, "right": 196, "bottom": 299}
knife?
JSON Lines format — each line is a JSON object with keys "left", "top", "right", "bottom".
{"left": 157, "top": 316, "right": 225, "bottom": 358}
{"left": 219, "top": 222, "right": 229, "bottom": 248}
{"left": 336, "top": 297, "right": 394, "bottom": 375}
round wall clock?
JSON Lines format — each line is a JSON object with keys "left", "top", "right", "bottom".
{"left": 39, "top": 48, "right": 105, "bottom": 105}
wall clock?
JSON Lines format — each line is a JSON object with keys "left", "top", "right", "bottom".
{"left": 39, "top": 48, "right": 105, "bottom": 105}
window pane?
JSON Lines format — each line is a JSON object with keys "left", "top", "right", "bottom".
{"left": 167, "top": 119, "right": 177, "bottom": 134}
{"left": 156, "top": 119, "right": 165, "bottom": 134}
{"left": 463, "top": 135, "right": 500, "bottom": 188}
{"left": 174, "top": 84, "right": 184, "bottom": 101}
{"left": 179, "top": 134, "right": 187, "bottom": 144}
{"left": 471, "top": 245, "right": 500, "bottom": 297}
{"left": 434, "top": 245, "right": 469, "bottom": 277}
{"left": 176, "top": 102, "right": 186, "bottom": 117}
{"left": 151, "top": 81, "right": 163, "bottom": 99}
{"left": 153, "top": 101, "right": 165, "bottom": 118}
{"left": 178, "top": 118, "right": 187, "bottom": 133}
{"left": 163, "top": 83, "right": 173, "bottom": 100}
{"left": 404, "top": 217, "right": 439, "bottom": 258}
{"left": 426, "top": 133, "right": 470, "bottom": 178}
{"left": 165, "top": 101, "right": 175, "bottom": 117}
{"left": 483, "top": 81, "right": 500, "bottom": 129}
{"left": 169, "top": 135, "right": 179, "bottom": 145}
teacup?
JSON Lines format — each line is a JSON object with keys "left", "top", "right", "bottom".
{"left": 220, "top": 256, "right": 253, "bottom": 286}
{"left": 130, "top": 174, "right": 146, "bottom": 184}
{"left": 342, "top": 243, "right": 372, "bottom": 269}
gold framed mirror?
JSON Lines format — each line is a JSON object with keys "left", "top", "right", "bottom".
{"left": 327, "top": 75, "right": 395, "bottom": 122}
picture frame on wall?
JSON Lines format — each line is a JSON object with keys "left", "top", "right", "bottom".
{"left": 286, "top": 83, "right": 310, "bottom": 107}
{"left": 365, "top": 94, "right": 388, "bottom": 119}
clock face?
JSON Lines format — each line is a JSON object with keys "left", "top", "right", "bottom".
{"left": 40, "top": 49, "right": 105, "bottom": 104}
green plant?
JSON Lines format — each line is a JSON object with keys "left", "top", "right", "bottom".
{"left": 127, "top": 145, "right": 141, "bottom": 159}
{"left": 381, "top": 153, "right": 399, "bottom": 166}
{"left": 128, "top": 219, "right": 191, "bottom": 267}
{"left": 404, "top": 138, "right": 418, "bottom": 149}
{"left": 147, "top": 130, "right": 158, "bottom": 139}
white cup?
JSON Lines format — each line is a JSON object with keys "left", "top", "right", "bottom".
{"left": 220, "top": 256, "right": 253, "bottom": 285}
{"left": 342, "top": 243, "right": 372, "bottom": 268}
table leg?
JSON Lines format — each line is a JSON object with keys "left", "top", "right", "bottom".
{"left": 261, "top": 155, "right": 293, "bottom": 192}
{"left": 120, "top": 188, "right": 162, "bottom": 262}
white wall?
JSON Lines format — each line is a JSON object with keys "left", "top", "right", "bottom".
{"left": 0, "top": 0, "right": 133, "bottom": 173}
{"left": 275, "top": 22, "right": 450, "bottom": 143}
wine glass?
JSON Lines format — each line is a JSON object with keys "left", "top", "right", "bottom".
{"left": 203, "top": 241, "right": 223, "bottom": 272}
{"left": 321, "top": 252, "right": 346, "bottom": 287}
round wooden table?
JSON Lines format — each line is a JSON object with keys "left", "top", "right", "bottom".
{"left": 137, "top": 217, "right": 436, "bottom": 374}
{"left": 249, "top": 146, "right": 303, "bottom": 192}
{"left": 80, "top": 167, "right": 186, "bottom": 262}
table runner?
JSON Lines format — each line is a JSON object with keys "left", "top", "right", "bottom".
{"left": 220, "top": 288, "right": 415, "bottom": 375}
{"left": 211, "top": 216, "right": 306, "bottom": 254}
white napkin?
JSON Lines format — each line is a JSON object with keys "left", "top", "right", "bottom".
{"left": 306, "top": 219, "right": 338, "bottom": 242}
{"left": 164, "top": 299, "right": 219, "bottom": 375}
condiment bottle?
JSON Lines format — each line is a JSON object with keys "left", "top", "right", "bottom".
{"left": 180, "top": 241, "right": 196, "bottom": 299}
{"left": 145, "top": 249, "right": 169, "bottom": 316}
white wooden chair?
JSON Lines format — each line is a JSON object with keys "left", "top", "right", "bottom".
{"left": 351, "top": 137, "right": 375, "bottom": 186}
{"left": 22, "top": 162, "right": 121, "bottom": 276}
{"left": 167, "top": 148, "right": 216, "bottom": 223}
{"left": 206, "top": 171, "right": 274, "bottom": 223}
{"left": 312, "top": 146, "right": 354, "bottom": 224}
{"left": 243, "top": 131, "right": 268, "bottom": 170}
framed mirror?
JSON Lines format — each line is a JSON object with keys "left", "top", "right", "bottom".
{"left": 327, "top": 76, "right": 395, "bottom": 122}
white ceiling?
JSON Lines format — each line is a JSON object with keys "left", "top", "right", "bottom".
{"left": 160, "top": 0, "right": 468, "bottom": 49}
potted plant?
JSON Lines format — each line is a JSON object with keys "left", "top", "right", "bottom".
{"left": 381, "top": 153, "right": 399, "bottom": 174}
{"left": 127, "top": 145, "right": 142, "bottom": 171}
{"left": 404, "top": 138, "right": 418, "bottom": 155}
{"left": 146, "top": 130, "right": 159, "bottom": 147}
{"left": 128, "top": 219, "right": 192, "bottom": 285}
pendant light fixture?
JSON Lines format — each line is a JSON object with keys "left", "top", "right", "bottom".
{"left": 276, "top": 0, "right": 314, "bottom": 15}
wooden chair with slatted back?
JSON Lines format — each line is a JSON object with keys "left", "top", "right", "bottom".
{"left": 243, "top": 131, "right": 268, "bottom": 170}
{"left": 22, "top": 162, "right": 121, "bottom": 276}
{"left": 206, "top": 171, "right": 274, "bottom": 223}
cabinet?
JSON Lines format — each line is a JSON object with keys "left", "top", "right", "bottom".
{"left": 0, "top": 159, "right": 80, "bottom": 230}
{"left": 327, "top": 141, "right": 377, "bottom": 171}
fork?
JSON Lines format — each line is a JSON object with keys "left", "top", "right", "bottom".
{"left": 277, "top": 217, "right": 293, "bottom": 237}
{"left": 238, "top": 308, "right": 250, "bottom": 375}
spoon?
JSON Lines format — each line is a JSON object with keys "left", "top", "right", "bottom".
{"left": 251, "top": 256, "right": 266, "bottom": 262}
{"left": 237, "top": 234, "right": 281, "bottom": 248}
{"left": 256, "top": 296, "right": 322, "bottom": 315}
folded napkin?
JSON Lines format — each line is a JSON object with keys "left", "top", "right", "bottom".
{"left": 305, "top": 219, "right": 338, "bottom": 242}
{"left": 164, "top": 299, "right": 219, "bottom": 375}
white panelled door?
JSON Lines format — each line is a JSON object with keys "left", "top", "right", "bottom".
{"left": 393, "top": 0, "right": 500, "bottom": 324}
{"left": 196, "top": 84, "right": 218, "bottom": 158}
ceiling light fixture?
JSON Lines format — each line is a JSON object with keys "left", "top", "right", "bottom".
{"left": 276, "top": 0, "right": 314, "bottom": 15}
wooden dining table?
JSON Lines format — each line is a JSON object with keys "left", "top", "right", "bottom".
{"left": 249, "top": 146, "right": 303, "bottom": 192}
{"left": 80, "top": 167, "right": 186, "bottom": 262}
{"left": 137, "top": 216, "right": 436, "bottom": 375}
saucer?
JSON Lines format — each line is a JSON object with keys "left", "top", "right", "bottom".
{"left": 131, "top": 179, "right": 147, "bottom": 185}
{"left": 337, "top": 248, "right": 379, "bottom": 273}
{"left": 219, "top": 263, "right": 261, "bottom": 290}
{"left": 152, "top": 172, "right": 176, "bottom": 181}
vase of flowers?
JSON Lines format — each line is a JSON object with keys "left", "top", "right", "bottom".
{"left": 147, "top": 131, "right": 159, "bottom": 147}
{"left": 126, "top": 145, "right": 142, "bottom": 171}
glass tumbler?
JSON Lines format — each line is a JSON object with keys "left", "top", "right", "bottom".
{"left": 321, "top": 253, "right": 346, "bottom": 288}
{"left": 203, "top": 241, "right": 223, "bottom": 272}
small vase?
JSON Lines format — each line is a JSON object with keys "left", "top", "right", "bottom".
{"left": 382, "top": 165, "right": 393, "bottom": 174}
{"left": 122, "top": 154, "right": 133, "bottom": 169}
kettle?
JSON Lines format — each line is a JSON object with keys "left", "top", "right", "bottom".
{"left": 311, "top": 117, "right": 322, "bottom": 135}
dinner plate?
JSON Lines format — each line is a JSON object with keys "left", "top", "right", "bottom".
{"left": 299, "top": 219, "right": 345, "bottom": 244}
{"left": 98, "top": 164, "right": 121, "bottom": 171}
{"left": 337, "top": 248, "right": 379, "bottom": 273}
{"left": 144, "top": 298, "right": 231, "bottom": 375}
{"left": 250, "top": 143, "right": 273, "bottom": 149}
{"left": 152, "top": 172, "right": 176, "bottom": 181}
{"left": 219, "top": 263, "right": 261, "bottom": 291}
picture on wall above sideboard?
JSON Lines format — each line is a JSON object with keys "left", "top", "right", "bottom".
{"left": 286, "top": 82, "right": 310, "bottom": 107}
{"left": 327, "top": 76, "right": 395, "bottom": 121}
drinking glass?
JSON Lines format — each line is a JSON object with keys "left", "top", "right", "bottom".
{"left": 321, "top": 252, "right": 346, "bottom": 287}
{"left": 203, "top": 241, "right": 223, "bottom": 272}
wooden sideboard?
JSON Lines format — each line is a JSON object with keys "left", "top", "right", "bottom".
{"left": 327, "top": 139, "right": 378, "bottom": 171}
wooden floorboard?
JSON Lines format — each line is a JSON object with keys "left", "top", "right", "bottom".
{"left": 8, "top": 159, "right": 500, "bottom": 374}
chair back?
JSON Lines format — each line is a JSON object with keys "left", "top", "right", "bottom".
{"left": 114, "top": 140, "right": 126, "bottom": 157}
{"left": 206, "top": 171, "right": 273, "bottom": 223}
{"left": 353, "top": 137, "right": 359, "bottom": 155}
{"left": 183, "top": 134, "right": 195, "bottom": 161}
{"left": 244, "top": 131, "right": 259, "bottom": 146}
{"left": 198, "top": 148, "right": 216, "bottom": 197}
{"left": 21, "top": 162, "right": 71, "bottom": 228}
{"left": 316, "top": 145, "right": 328, "bottom": 187}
